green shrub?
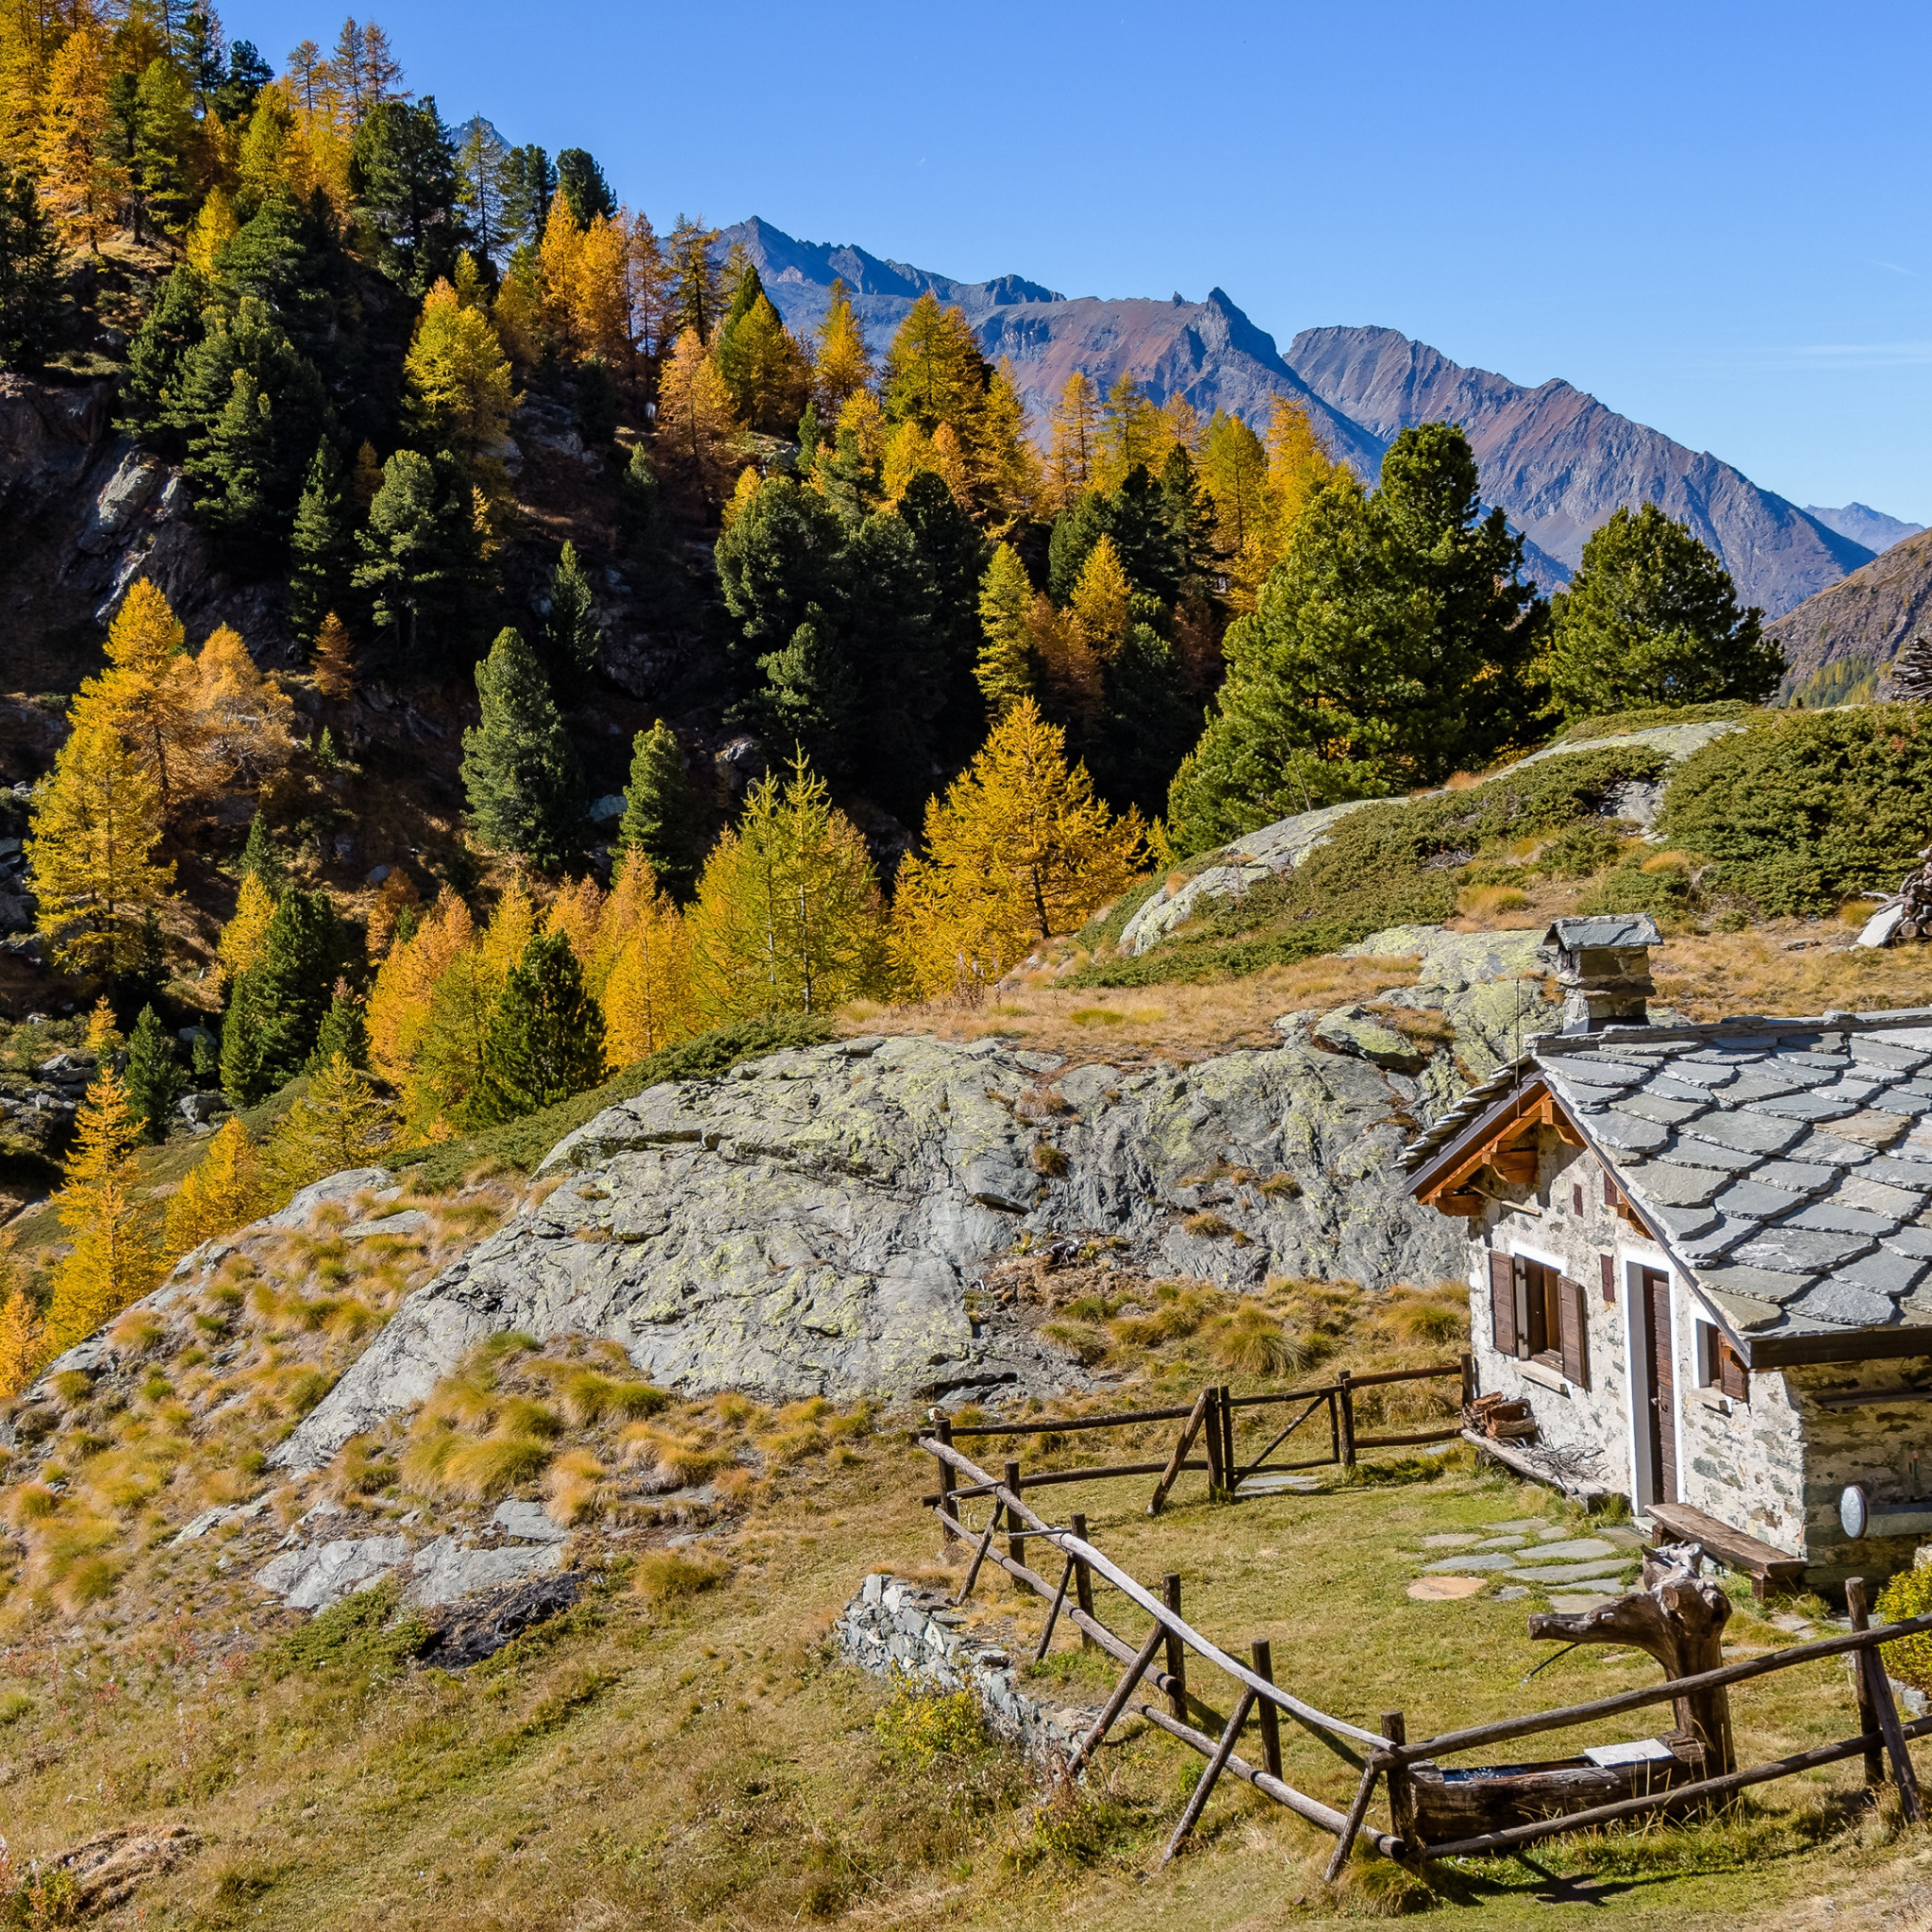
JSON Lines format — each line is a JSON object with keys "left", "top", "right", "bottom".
{"left": 262, "top": 1579, "right": 429, "bottom": 1681}
{"left": 1877, "top": 1564, "right": 1932, "bottom": 1692}
{"left": 1076, "top": 744, "right": 1663, "bottom": 987}
{"left": 874, "top": 1672, "right": 986, "bottom": 1765}
{"left": 1538, "top": 823, "right": 1622, "bottom": 878}
{"left": 1555, "top": 700, "right": 1758, "bottom": 744}
{"left": 1574, "top": 862, "right": 1691, "bottom": 918}
{"left": 1659, "top": 706, "right": 1932, "bottom": 915}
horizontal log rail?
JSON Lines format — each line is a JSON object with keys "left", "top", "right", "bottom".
{"left": 1394, "top": 1611, "right": 1932, "bottom": 1766}
{"left": 941, "top": 1404, "right": 1201, "bottom": 1438}
{"left": 1421, "top": 1709, "right": 1932, "bottom": 1860}
{"left": 932, "top": 1459, "right": 1210, "bottom": 1503}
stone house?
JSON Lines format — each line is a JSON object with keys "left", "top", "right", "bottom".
{"left": 1403, "top": 916, "right": 1932, "bottom": 1594}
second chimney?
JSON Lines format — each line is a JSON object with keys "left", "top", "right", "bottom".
{"left": 1544, "top": 915, "right": 1660, "bottom": 1034}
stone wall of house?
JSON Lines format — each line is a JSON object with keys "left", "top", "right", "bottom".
{"left": 1783, "top": 1360, "right": 1932, "bottom": 1587}
{"left": 836, "top": 1572, "right": 1096, "bottom": 1761}
{"left": 1466, "top": 1132, "right": 1640, "bottom": 1491}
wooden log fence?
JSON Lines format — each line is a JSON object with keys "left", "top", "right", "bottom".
{"left": 916, "top": 1430, "right": 1932, "bottom": 1874}
{"left": 919, "top": 1355, "right": 1474, "bottom": 1523}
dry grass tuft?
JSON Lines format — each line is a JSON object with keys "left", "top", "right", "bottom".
{"left": 1207, "top": 1303, "right": 1307, "bottom": 1377}
{"left": 635, "top": 1547, "right": 730, "bottom": 1604}
{"left": 544, "top": 1447, "right": 605, "bottom": 1524}
{"left": 1655, "top": 925, "right": 1932, "bottom": 1022}
{"left": 1457, "top": 883, "right": 1529, "bottom": 917}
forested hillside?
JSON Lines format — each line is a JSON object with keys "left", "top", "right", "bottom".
{"left": 0, "top": 3, "right": 1812, "bottom": 1398}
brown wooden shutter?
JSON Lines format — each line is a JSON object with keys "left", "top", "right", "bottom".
{"left": 1718, "top": 1337, "right": 1748, "bottom": 1400}
{"left": 1489, "top": 1250, "right": 1516, "bottom": 1356}
{"left": 1516, "top": 1255, "right": 1537, "bottom": 1357}
{"left": 1599, "top": 1253, "right": 1615, "bottom": 1304}
{"left": 1558, "top": 1276, "right": 1591, "bottom": 1389}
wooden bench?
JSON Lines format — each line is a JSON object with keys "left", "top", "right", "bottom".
{"left": 1645, "top": 1501, "right": 1807, "bottom": 1601}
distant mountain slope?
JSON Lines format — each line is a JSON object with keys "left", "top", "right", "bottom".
{"left": 1805, "top": 502, "right": 1925, "bottom": 556}
{"left": 724, "top": 220, "right": 1876, "bottom": 621}
{"left": 1284, "top": 326, "right": 1873, "bottom": 620}
{"left": 722, "top": 221, "right": 1387, "bottom": 480}
{"left": 1766, "top": 526, "right": 1932, "bottom": 702}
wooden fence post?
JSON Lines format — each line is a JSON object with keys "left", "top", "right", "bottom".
{"left": 1848, "top": 1576, "right": 1925, "bottom": 1822}
{"left": 1328, "top": 1388, "right": 1341, "bottom": 1464}
{"left": 1253, "top": 1639, "right": 1283, "bottom": 1779}
{"left": 935, "top": 1415, "right": 957, "bottom": 1542}
{"left": 1163, "top": 1573, "right": 1188, "bottom": 1723}
{"left": 1383, "top": 1710, "right": 1414, "bottom": 1849}
{"left": 1848, "top": 1576, "right": 1884, "bottom": 1789}
{"left": 1459, "top": 1352, "right": 1475, "bottom": 1411}
{"left": 1220, "top": 1383, "right": 1236, "bottom": 1496}
{"left": 1004, "top": 1459, "right": 1024, "bottom": 1572}
{"left": 1071, "top": 1511, "right": 1095, "bottom": 1648}
{"left": 1338, "top": 1370, "right": 1357, "bottom": 1470}
{"left": 1203, "top": 1388, "right": 1224, "bottom": 1498}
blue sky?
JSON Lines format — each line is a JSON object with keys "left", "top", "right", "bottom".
{"left": 242, "top": 0, "right": 1932, "bottom": 522}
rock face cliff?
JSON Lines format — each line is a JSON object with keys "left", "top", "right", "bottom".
{"left": 274, "top": 1028, "right": 1466, "bottom": 1469}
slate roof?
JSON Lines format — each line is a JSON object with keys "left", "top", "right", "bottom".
{"left": 1400, "top": 1008, "right": 1932, "bottom": 1358}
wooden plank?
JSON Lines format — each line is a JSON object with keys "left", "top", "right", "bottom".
{"left": 1645, "top": 1501, "right": 1807, "bottom": 1586}
{"left": 1071, "top": 1512, "right": 1095, "bottom": 1649}
{"left": 1148, "top": 1389, "right": 1211, "bottom": 1515}
{"left": 1420, "top": 1712, "right": 1932, "bottom": 1861}
{"left": 1353, "top": 1428, "right": 1461, "bottom": 1450}
{"left": 1034, "top": 1554, "right": 1076, "bottom": 1662}
{"left": 1343, "top": 1361, "right": 1467, "bottom": 1391}
{"left": 1161, "top": 1688, "right": 1256, "bottom": 1865}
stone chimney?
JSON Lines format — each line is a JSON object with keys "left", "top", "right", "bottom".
{"left": 1543, "top": 915, "right": 1660, "bottom": 1034}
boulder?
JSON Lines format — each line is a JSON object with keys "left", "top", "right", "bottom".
{"left": 1313, "top": 1006, "right": 1430, "bottom": 1074}
{"left": 273, "top": 1030, "right": 1464, "bottom": 1470}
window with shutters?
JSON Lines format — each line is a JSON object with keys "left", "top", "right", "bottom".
{"left": 1697, "top": 1320, "right": 1749, "bottom": 1400}
{"left": 1488, "top": 1250, "right": 1585, "bottom": 1384}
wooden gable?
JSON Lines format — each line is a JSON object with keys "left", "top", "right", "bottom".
{"left": 1412, "top": 1078, "right": 1585, "bottom": 1218}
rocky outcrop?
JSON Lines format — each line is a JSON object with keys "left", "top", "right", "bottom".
{"left": 1767, "top": 527, "right": 1932, "bottom": 702}
{"left": 275, "top": 1029, "right": 1464, "bottom": 1470}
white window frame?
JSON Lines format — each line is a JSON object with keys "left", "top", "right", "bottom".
{"left": 1614, "top": 1235, "right": 1681, "bottom": 1513}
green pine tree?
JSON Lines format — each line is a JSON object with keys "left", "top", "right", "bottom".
{"left": 1545, "top": 503, "right": 1785, "bottom": 717}
{"left": 756, "top": 608, "right": 860, "bottom": 782}
{"left": 352, "top": 448, "right": 488, "bottom": 663}
{"left": 289, "top": 439, "right": 355, "bottom": 642}
{"left": 617, "top": 719, "right": 705, "bottom": 901}
{"left": 0, "top": 167, "right": 61, "bottom": 372}
{"left": 249, "top": 888, "right": 342, "bottom": 1088}
{"left": 220, "top": 974, "right": 269, "bottom": 1107}
{"left": 477, "top": 929, "right": 606, "bottom": 1122}
{"left": 307, "top": 981, "right": 370, "bottom": 1071}
{"left": 459, "top": 626, "right": 583, "bottom": 868}
{"left": 542, "top": 541, "right": 600, "bottom": 704}
{"left": 117, "top": 263, "right": 208, "bottom": 438}
{"left": 619, "top": 443, "right": 660, "bottom": 556}
{"left": 125, "top": 1003, "right": 186, "bottom": 1143}
{"left": 237, "top": 812, "right": 289, "bottom": 899}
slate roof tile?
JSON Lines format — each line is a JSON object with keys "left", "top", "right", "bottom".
{"left": 1652, "top": 1139, "right": 1764, "bottom": 1174}
{"left": 1663, "top": 1064, "right": 1740, "bottom": 1090}
{"left": 1882, "top": 1227, "right": 1932, "bottom": 1260}
{"left": 1753, "top": 1092, "right": 1865, "bottom": 1122}
{"left": 1696, "top": 1262, "right": 1818, "bottom": 1306}
{"left": 1785, "top": 1132, "right": 1881, "bottom": 1169}
{"left": 1648, "top": 1203, "right": 1720, "bottom": 1241}
{"left": 1788, "top": 1281, "right": 1901, "bottom": 1328}
{"left": 1852, "top": 1040, "right": 1932, "bottom": 1071}
{"left": 1591, "top": 1110, "right": 1673, "bottom": 1155}
{"left": 1623, "top": 1163, "right": 1727, "bottom": 1208}
{"left": 1714, "top": 1179, "right": 1817, "bottom": 1219}
{"left": 1678, "top": 1111, "right": 1807, "bottom": 1156}
{"left": 1674, "top": 1218, "right": 1761, "bottom": 1262}
{"left": 1787, "top": 1202, "right": 1901, "bottom": 1239}
{"left": 1650, "top": 1074, "right": 1736, "bottom": 1104}
{"left": 1863, "top": 1155, "right": 1932, "bottom": 1190}
{"left": 1729, "top": 1226, "right": 1876, "bottom": 1273}
{"left": 1748, "top": 1160, "right": 1841, "bottom": 1196}
{"left": 1838, "top": 1250, "right": 1929, "bottom": 1297}
{"left": 1840, "top": 1176, "right": 1930, "bottom": 1217}
{"left": 1619, "top": 1093, "right": 1711, "bottom": 1126}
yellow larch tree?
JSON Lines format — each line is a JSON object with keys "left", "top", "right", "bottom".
{"left": 537, "top": 189, "right": 583, "bottom": 352}
{"left": 187, "top": 625, "right": 296, "bottom": 799}
{"left": 974, "top": 541, "right": 1038, "bottom": 720}
{"left": 656, "top": 326, "right": 741, "bottom": 508}
{"left": 688, "top": 757, "right": 889, "bottom": 1023}
{"left": 70, "top": 579, "right": 199, "bottom": 812}
{"left": 185, "top": 186, "right": 239, "bottom": 275}
{"left": 28, "top": 721, "right": 175, "bottom": 975}
{"left": 1200, "top": 409, "right": 1272, "bottom": 605}
{"left": 405, "top": 276, "right": 517, "bottom": 475}
{"left": 721, "top": 462, "right": 760, "bottom": 532}
{"left": 595, "top": 852, "right": 697, "bottom": 1065}
{"left": 1046, "top": 373, "right": 1101, "bottom": 508}
{"left": 312, "top": 610, "right": 357, "bottom": 699}
{"left": 1070, "top": 534, "right": 1134, "bottom": 658}
{"left": 45, "top": 1065, "right": 158, "bottom": 1353}
{"left": 260, "top": 1055, "right": 396, "bottom": 1206}
{"left": 891, "top": 698, "right": 1142, "bottom": 999}
{"left": 212, "top": 870, "right": 276, "bottom": 993}
{"left": 0, "top": 1267, "right": 48, "bottom": 1399}
{"left": 364, "top": 864, "right": 419, "bottom": 962}
{"left": 35, "top": 22, "right": 124, "bottom": 252}
{"left": 811, "top": 278, "right": 873, "bottom": 415}
{"left": 366, "top": 886, "right": 476, "bottom": 1091}
{"left": 1261, "top": 392, "right": 1337, "bottom": 549}
{"left": 1095, "top": 374, "right": 1162, "bottom": 491}
{"left": 572, "top": 212, "right": 636, "bottom": 371}
{"left": 161, "top": 1117, "right": 262, "bottom": 1257}
{"left": 1158, "top": 392, "right": 1204, "bottom": 464}
{"left": 84, "top": 993, "right": 121, "bottom": 1057}
{"left": 543, "top": 873, "right": 604, "bottom": 973}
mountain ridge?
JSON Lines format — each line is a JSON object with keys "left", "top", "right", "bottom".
{"left": 724, "top": 217, "right": 1887, "bottom": 620}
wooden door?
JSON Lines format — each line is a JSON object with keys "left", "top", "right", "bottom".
{"left": 1639, "top": 1268, "right": 1677, "bottom": 1504}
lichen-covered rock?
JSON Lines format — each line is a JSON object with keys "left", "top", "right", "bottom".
{"left": 275, "top": 1030, "right": 1464, "bottom": 1469}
